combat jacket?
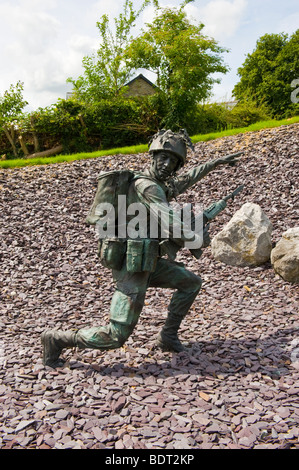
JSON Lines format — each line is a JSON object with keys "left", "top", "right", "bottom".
{"left": 98, "top": 159, "right": 218, "bottom": 272}
{"left": 127, "top": 159, "right": 218, "bottom": 240}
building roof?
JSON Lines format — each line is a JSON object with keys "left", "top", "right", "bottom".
{"left": 124, "top": 73, "right": 157, "bottom": 89}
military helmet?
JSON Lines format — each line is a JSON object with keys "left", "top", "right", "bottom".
{"left": 148, "top": 129, "right": 194, "bottom": 169}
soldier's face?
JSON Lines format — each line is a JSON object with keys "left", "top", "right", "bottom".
{"left": 152, "top": 152, "right": 179, "bottom": 181}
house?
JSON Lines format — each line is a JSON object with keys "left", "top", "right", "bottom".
{"left": 123, "top": 74, "right": 158, "bottom": 97}
{"left": 66, "top": 73, "right": 158, "bottom": 100}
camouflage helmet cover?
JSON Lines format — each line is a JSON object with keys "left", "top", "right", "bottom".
{"left": 148, "top": 129, "right": 194, "bottom": 169}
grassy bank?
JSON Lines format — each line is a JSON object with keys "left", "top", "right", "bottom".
{"left": 1, "top": 116, "right": 298, "bottom": 169}
{"left": 192, "top": 116, "right": 299, "bottom": 143}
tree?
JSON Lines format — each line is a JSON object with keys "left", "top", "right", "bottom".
{"left": 0, "top": 81, "right": 28, "bottom": 157}
{"left": 125, "top": 3, "right": 229, "bottom": 129}
{"left": 233, "top": 30, "right": 299, "bottom": 117}
{"left": 67, "top": 0, "right": 153, "bottom": 103}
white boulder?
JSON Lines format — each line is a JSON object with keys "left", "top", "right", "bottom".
{"left": 211, "top": 203, "right": 273, "bottom": 267}
{"left": 271, "top": 227, "right": 299, "bottom": 283}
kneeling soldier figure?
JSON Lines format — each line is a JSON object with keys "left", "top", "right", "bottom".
{"left": 42, "top": 129, "right": 240, "bottom": 367}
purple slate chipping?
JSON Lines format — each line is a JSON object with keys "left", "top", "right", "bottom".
{"left": 0, "top": 124, "right": 298, "bottom": 449}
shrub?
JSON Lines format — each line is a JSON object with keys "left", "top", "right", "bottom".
{"left": 185, "top": 103, "right": 230, "bottom": 135}
{"left": 227, "top": 101, "right": 271, "bottom": 128}
{"left": 186, "top": 101, "right": 272, "bottom": 136}
{"left": 2, "top": 98, "right": 156, "bottom": 158}
{"left": 281, "top": 103, "right": 299, "bottom": 118}
{"left": 83, "top": 99, "right": 143, "bottom": 148}
{"left": 0, "top": 93, "right": 289, "bottom": 160}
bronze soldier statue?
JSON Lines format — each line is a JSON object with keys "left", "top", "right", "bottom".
{"left": 42, "top": 129, "right": 240, "bottom": 368}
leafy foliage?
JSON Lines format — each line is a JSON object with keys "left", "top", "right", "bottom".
{"left": 12, "top": 97, "right": 159, "bottom": 158}
{"left": 184, "top": 101, "right": 271, "bottom": 136}
{"left": 1, "top": 95, "right": 273, "bottom": 159}
{"left": 126, "top": 5, "right": 229, "bottom": 129}
{"left": 67, "top": 0, "right": 152, "bottom": 103}
{"left": 3, "top": 2, "right": 296, "bottom": 159}
{"left": 0, "top": 81, "right": 28, "bottom": 127}
{"left": 0, "top": 81, "right": 28, "bottom": 157}
{"left": 233, "top": 30, "right": 299, "bottom": 117}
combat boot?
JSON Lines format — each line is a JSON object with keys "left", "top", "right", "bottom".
{"left": 156, "top": 314, "right": 187, "bottom": 353}
{"left": 41, "top": 329, "right": 77, "bottom": 368}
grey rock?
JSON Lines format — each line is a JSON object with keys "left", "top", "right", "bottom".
{"left": 271, "top": 227, "right": 299, "bottom": 283}
{"left": 211, "top": 203, "right": 273, "bottom": 266}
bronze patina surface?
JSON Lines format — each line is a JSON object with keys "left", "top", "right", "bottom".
{"left": 42, "top": 129, "right": 241, "bottom": 368}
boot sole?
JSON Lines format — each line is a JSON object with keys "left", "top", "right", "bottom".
{"left": 156, "top": 338, "right": 187, "bottom": 353}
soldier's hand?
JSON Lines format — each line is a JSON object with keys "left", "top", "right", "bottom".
{"left": 216, "top": 152, "right": 243, "bottom": 167}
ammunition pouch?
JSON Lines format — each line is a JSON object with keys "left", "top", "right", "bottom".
{"left": 98, "top": 238, "right": 160, "bottom": 273}
{"left": 98, "top": 238, "right": 126, "bottom": 271}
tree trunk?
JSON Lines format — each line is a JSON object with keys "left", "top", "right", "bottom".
{"left": 78, "top": 113, "right": 85, "bottom": 128}
{"left": 30, "top": 116, "right": 40, "bottom": 152}
{"left": 18, "top": 135, "right": 29, "bottom": 156}
{"left": 3, "top": 126, "right": 17, "bottom": 157}
{"left": 27, "top": 145, "right": 63, "bottom": 159}
{"left": 78, "top": 113, "right": 87, "bottom": 136}
{"left": 33, "top": 133, "right": 40, "bottom": 153}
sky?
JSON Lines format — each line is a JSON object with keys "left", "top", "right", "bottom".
{"left": 0, "top": 0, "right": 298, "bottom": 111}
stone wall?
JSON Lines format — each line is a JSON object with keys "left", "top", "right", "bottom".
{"left": 124, "top": 77, "right": 157, "bottom": 97}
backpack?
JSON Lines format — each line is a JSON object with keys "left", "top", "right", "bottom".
{"left": 86, "top": 170, "right": 135, "bottom": 226}
{"left": 86, "top": 169, "right": 160, "bottom": 272}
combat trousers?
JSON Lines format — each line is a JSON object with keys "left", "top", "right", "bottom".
{"left": 75, "top": 257, "right": 202, "bottom": 350}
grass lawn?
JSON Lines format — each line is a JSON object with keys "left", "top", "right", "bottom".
{"left": 1, "top": 116, "right": 298, "bottom": 169}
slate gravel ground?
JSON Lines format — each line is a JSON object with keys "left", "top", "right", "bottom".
{"left": 0, "top": 123, "right": 298, "bottom": 450}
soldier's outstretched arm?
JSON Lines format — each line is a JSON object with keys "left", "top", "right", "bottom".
{"left": 174, "top": 152, "right": 243, "bottom": 195}
{"left": 215, "top": 152, "right": 242, "bottom": 166}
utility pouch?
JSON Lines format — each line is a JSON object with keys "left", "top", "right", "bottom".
{"left": 126, "top": 239, "right": 144, "bottom": 273}
{"left": 98, "top": 238, "right": 126, "bottom": 271}
{"left": 142, "top": 239, "right": 160, "bottom": 272}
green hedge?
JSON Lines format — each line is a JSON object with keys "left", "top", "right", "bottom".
{"left": 1, "top": 97, "right": 159, "bottom": 159}
{"left": 27, "top": 98, "right": 156, "bottom": 154}
{"left": 2, "top": 95, "right": 296, "bottom": 160}
{"left": 185, "top": 101, "right": 272, "bottom": 135}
